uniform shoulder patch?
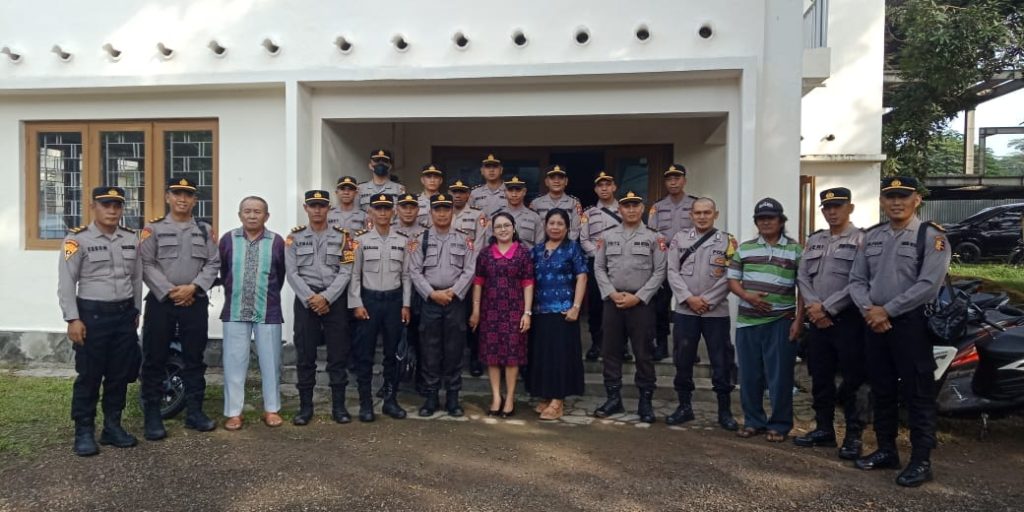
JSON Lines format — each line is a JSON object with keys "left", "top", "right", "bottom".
{"left": 333, "top": 225, "right": 346, "bottom": 234}
{"left": 291, "top": 225, "right": 307, "bottom": 233}
{"left": 394, "top": 230, "right": 409, "bottom": 238}
{"left": 118, "top": 225, "right": 136, "bottom": 233}
{"left": 63, "top": 239, "right": 80, "bottom": 261}
{"left": 148, "top": 215, "right": 165, "bottom": 223}
{"left": 68, "top": 225, "right": 87, "bottom": 234}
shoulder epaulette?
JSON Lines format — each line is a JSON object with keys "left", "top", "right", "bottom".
{"left": 455, "top": 227, "right": 470, "bottom": 236}
{"left": 148, "top": 215, "right": 165, "bottom": 223}
{"left": 567, "top": 194, "right": 581, "bottom": 202}
{"left": 471, "top": 184, "right": 484, "bottom": 190}
{"left": 646, "top": 226, "right": 659, "bottom": 233}
{"left": 811, "top": 228, "right": 825, "bottom": 236}
{"left": 118, "top": 225, "right": 136, "bottom": 233}
{"left": 291, "top": 225, "right": 307, "bottom": 233}
{"left": 924, "top": 221, "right": 945, "bottom": 232}
{"left": 394, "top": 230, "right": 409, "bottom": 238}
{"left": 865, "top": 221, "right": 886, "bottom": 231}
{"left": 68, "top": 225, "right": 88, "bottom": 234}
{"left": 688, "top": 194, "right": 699, "bottom": 199}
{"left": 354, "top": 228, "right": 369, "bottom": 237}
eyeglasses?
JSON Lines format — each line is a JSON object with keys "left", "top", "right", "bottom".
{"left": 493, "top": 223, "right": 514, "bottom": 230}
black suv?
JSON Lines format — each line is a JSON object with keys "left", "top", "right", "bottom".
{"left": 943, "top": 203, "right": 1024, "bottom": 263}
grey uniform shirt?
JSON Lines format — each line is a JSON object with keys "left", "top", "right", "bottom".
{"left": 490, "top": 204, "right": 544, "bottom": 249}
{"left": 348, "top": 228, "right": 412, "bottom": 308}
{"left": 453, "top": 206, "right": 488, "bottom": 248}
{"left": 416, "top": 192, "right": 436, "bottom": 227}
{"left": 594, "top": 224, "right": 667, "bottom": 304}
{"left": 357, "top": 179, "right": 405, "bottom": 211}
{"left": 393, "top": 221, "right": 428, "bottom": 241}
{"left": 666, "top": 228, "right": 735, "bottom": 317}
{"left": 285, "top": 225, "right": 353, "bottom": 306}
{"left": 797, "top": 224, "right": 864, "bottom": 316}
{"left": 327, "top": 205, "right": 369, "bottom": 232}
{"left": 140, "top": 216, "right": 220, "bottom": 301}
{"left": 648, "top": 194, "right": 697, "bottom": 241}
{"left": 580, "top": 201, "right": 621, "bottom": 257}
{"left": 58, "top": 223, "right": 142, "bottom": 321}
{"left": 849, "top": 217, "right": 951, "bottom": 318}
{"left": 407, "top": 227, "right": 477, "bottom": 301}
{"left": 468, "top": 184, "right": 507, "bottom": 216}
{"left": 529, "top": 193, "right": 582, "bottom": 241}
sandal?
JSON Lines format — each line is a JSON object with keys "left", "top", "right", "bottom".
{"left": 534, "top": 400, "right": 551, "bottom": 414}
{"left": 765, "top": 430, "right": 787, "bottom": 443}
{"left": 539, "top": 401, "right": 564, "bottom": 421}
{"left": 224, "top": 416, "right": 243, "bottom": 431}
{"left": 736, "top": 426, "right": 766, "bottom": 439}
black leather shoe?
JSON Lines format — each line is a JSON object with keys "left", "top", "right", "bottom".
{"left": 665, "top": 403, "right": 695, "bottom": 425}
{"left": 382, "top": 396, "right": 407, "bottom": 419}
{"left": 838, "top": 437, "right": 864, "bottom": 460}
{"left": 73, "top": 425, "right": 99, "bottom": 457}
{"left": 896, "top": 460, "right": 933, "bottom": 487}
{"left": 469, "top": 360, "right": 484, "bottom": 378}
{"left": 142, "top": 402, "right": 167, "bottom": 441}
{"left": 594, "top": 386, "right": 625, "bottom": 418}
{"left": 792, "top": 429, "right": 837, "bottom": 448}
{"left": 585, "top": 346, "right": 600, "bottom": 361}
{"left": 332, "top": 403, "right": 352, "bottom": 424}
{"left": 419, "top": 393, "right": 439, "bottom": 417}
{"left": 637, "top": 389, "right": 656, "bottom": 423}
{"left": 358, "top": 389, "right": 375, "bottom": 423}
{"left": 446, "top": 392, "right": 464, "bottom": 417}
{"left": 854, "top": 449, "right": 901, "bottom": 471}
{"left": 99, "top": 413, "right": 138, "bottom": 448}
{"left": 184, "top": 408, "right": 216, "bottom": 432}
{"left": 292, "top": 404, "right": 314, "bottom": 426}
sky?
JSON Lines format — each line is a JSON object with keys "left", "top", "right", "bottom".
{"left": 949, "top": 88, "right": 1024, "bottom": 156}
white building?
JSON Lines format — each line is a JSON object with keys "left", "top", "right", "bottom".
{"left": 0, "top": 0, "right": 883, "bottom": 349}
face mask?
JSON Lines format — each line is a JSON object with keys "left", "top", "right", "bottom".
{"left": 372, "top": 163, "right": 391, "bottom": 176}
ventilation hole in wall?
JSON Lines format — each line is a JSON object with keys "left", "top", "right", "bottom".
{"left": 52, "top": 45, "right": 72, "bottom": 62}
{"left": 575, "top": 27, "right": 591, "bottom": 45}
{"left": 102, "top": 43, "right": 122, "bottom": 60}
{"left": 157, "top": 42, "right": 175, "bottom": 59}
{"left": 208, "top": 40, "right": 227, "bottom": 57}
{"left": 635, "top": 25, "right": 651, "bottom": 42}
{"left": 262, "top": 38, "right": 281, "bottom": 55}
{"left": 2, "top": 46, "right": 23, "bottom": 63}
{"left": 512, "top": 30, "right": 528, "bottom": 47}
{"left": 335, "top": 36, "right": 353, "bottom": 53}
{"left": 392, "top": 35, "right": 409, "bottom": 52}
{"left": 453, "top": 31, "right": 469, "bottom": 49}
{"left": 698, "top": 24, "right": 713, "bottom": 39}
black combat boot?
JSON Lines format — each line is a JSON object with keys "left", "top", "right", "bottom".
{"left": 99, "top": 410, "right": 137, "bottom": 448}
{"left": 716, "top": 393, "right": 739, "bottom": 431}
{"left": 358, "top": 387, "right": 375, "bottom": 423}
{"left": 183, "top": 395, "right": 216, "bottom": 432}
{"left": 382, "top": 385, "right": 407, "bottom": 419}
{"left": 896, "top": 459, "right": 933, "bottom": 487}
{"left": 292, "top": 390, "right": 314, "bottom": 426}
{"left": 331, "top": 387, "right": 352, "bottom": 424}
{"left": 376, "top": 382, "right": 392, "bottom": 399}
{"left": 653, "top": 337, "right": 669, "bottom": 362}
{"left": 838, "top": 433, "right": 864, "bottom": 460}
{"left": 419, "top": 391, "right": 440, "bottom": 417}
{"left": 585, "top": 332, "right": 602, "bottom": 361}
{"left": 72, "top": 421, "right": 99, "bottom": 457}
{"left": 594, "top": 385, "right": 625, "bottom": 418}
{"left": 446, "top": 390, "right": 464, "bottom": 417}
{"left": 855, "top": 449, "right": 901, "bottom": 471}
{"left": 665, "top": 392, "right": 695, "bottom": 425}
{"left": 793, "top": 428, "right": 838, "bottom": 448}
{"left": 142, "top": 401, "right": 167, "bottom": 441}
{"left": 637, "top": 389, "right": 656, "bottom": 423}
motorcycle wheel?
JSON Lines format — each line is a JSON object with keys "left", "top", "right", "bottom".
{"left": 160, "top": 355, "right": 187, "bottom": 419}
{"left": 1009, "top": 247, "right": 1024, "bottom": 268}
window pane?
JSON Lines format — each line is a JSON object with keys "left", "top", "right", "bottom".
{"left": 164, "top": 130, "right": 214, "bottom": 226}
{"left": 612, "top": 156, "right": 649, "bottom": 199}
{"left": 99, "top": 131, "right": 146, "bottom": 229}
{"left": 37, "top": 132, "right": 84, "bottom": 239}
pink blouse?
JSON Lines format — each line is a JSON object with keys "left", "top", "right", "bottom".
{"left": 473, "top": 242, "right": 535, "bottom": 287}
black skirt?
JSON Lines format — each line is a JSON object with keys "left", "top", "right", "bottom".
{"left": 527, "top": 313, "right": 585, "bottom": 399}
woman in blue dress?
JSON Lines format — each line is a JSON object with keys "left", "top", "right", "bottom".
{"left": 528, "top": 208, "right": 588, "bottom": 420}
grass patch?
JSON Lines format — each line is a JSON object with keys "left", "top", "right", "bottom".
{"left": 949, "top": 263, "right": 1024, "bottom": 303}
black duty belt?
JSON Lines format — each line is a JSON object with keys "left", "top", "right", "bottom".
{"left": 362, "top": 288, "right": 402, "bottom": 299}
{"left": 77, "top": 298, "right": 134, "bottom": 313}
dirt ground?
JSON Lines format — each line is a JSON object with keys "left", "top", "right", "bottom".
{"left": 1, "top": 396, "right": 1022, "bottom": 512}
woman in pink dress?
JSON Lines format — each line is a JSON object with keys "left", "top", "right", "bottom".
{"left": 469, "top": 212, "right": 535, "bottom": 417}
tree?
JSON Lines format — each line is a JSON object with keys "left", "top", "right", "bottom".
{"left": 922, "top": 129, "right": 1010, "bottom": 175}
{"left": 883, "top": 0, "right": 1024, "bottom": 178}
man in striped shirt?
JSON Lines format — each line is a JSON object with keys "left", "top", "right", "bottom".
{"left": 727, "top": 197, "right": 804, "bottom": 442}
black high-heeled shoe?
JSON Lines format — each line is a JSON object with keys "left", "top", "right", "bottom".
{"left": 499, "top": 397, "right": 516, "bottom": 418}
{"left": 487, "top": 395, "right": 504, "bottom": 417}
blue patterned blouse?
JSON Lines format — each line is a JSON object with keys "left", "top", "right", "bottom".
{"left": 531, "top": 239, "right": 588, "bottom": 314}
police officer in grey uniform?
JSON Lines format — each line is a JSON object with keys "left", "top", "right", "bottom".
{"left": 849, "top": 176, "right": 951, "bottom": 487}
{"left": 286, "top": 190, "right": 356, "bottom": 425}
{"left": 408, "top": 193, "right": 477, "bottom": 417}
{"left": 580, "top": 171, "right": 623, "bottom": 361}
{"left": 648, "top": 164, "right": 698, "bottom": 361}
{"left": 468, "top": 153, "right": 508, "bottom": 216}
{"left": 593, "top": 191, "right": 667, "bottom": 424}
{"left": 328, "top": 175, "right": 369, "bottom": 231}
{"left": 357, "top": 149, "right": 406, "bottom": 211}
{"left": 794, "top": 187, "right": 869, "bottom": 459}
{"left": 416, "top": 164, "right": 445, "bottom": 226}
{"left": 59, "top": 186, "right": 142, "bottom": 456}
{"left": 665, "top": 197, "right": 739, "bottom": 430}
{"left": 529, "top": 165, "right": 583, "bottom": 240}
{"left": 350, "top": 194, "right": 411, "bottom": 422}
{"left": 393, "top": 192, "right": 429, "bottom": 394}
{"left": 490, "top": 176, "right": 543, "bottom": 248}
{"left": 450, "top": 178, "right": 488, "bottom": 377}
{"left": 139, "top": 178, "right": 221, "bottom": 440}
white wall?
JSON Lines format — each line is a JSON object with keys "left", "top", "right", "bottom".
{"left": 0, "top": 88, "right": 287, "bottom": 334}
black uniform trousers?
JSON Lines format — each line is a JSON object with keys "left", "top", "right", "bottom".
{"left": 71, "top": 299, "right": 141, "bottom": 424}
{"left": 419, "top": 295, "right": 467, "bottom": 393}
{"left": 806, "top": 306, "right": 868, "bottom": 433}
{"left": 406, "top": 293, "right": 426, "bottom": 393}
{"left": 353, "top": 288, "right": 403, "bottom": 391}
{"left": 292, "top": 294, "right": 351, "bottom": 392}
{"left": 866, "top": 306, "right": 937, "bottom": 461}
{"left": 653, "top": 282, "right": 672, "bottom": 345}
{"left": 601, "top": 300, "right": 656, "bottom": 390}
{"left": 140, "top": 293, "right": 209, "bottom": 405}
{"left": 672, "top": 313, "right": 734, "bottom": 396}
{"left": 585, "top": 257, "right": 604, "bottom": 350}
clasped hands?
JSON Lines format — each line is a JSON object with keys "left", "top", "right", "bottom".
{"left": 168, "top": 284, "right": 198, "bottom": 307}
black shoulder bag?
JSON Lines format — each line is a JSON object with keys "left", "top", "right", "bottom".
{"left": 679, "top": 229, "right": 718, "bottom": 267}
{"left": 917, "top": 222, "right": 966, "bottom": 344}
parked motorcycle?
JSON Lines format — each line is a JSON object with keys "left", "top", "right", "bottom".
{"left": 137, "top": 324, "right": 187, "bottom": 419}
{"left": 1009, "top": 238, "right": 1024, "bottom": 267}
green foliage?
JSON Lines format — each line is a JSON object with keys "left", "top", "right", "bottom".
{"left": 923, "top": 129, "right": 1022, "bottom": 175}
{"left": 883, "top": 0, "right": 1024, "bottom": 178}
{"left": 950, "top": 263, "right": 1024, "bottom": 302}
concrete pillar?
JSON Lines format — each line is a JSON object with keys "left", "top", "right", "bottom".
{"left": 964, "top": 109, "right": 976, "bottom": 174}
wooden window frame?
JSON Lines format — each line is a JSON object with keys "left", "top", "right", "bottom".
{"left": 23, "top": 119, "right": 218, "bottom": 250}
